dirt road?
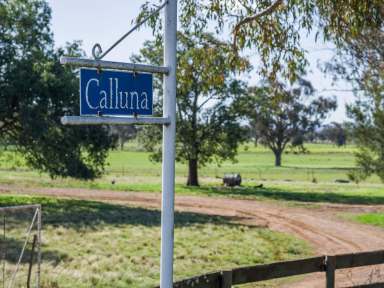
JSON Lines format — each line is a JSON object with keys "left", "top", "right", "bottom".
{"left": 1, "top": 184, "right": 384, "bottom": 287}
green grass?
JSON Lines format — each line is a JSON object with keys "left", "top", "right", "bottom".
{"left": 106, "top": 143, "right": 360, "bottom": 182}
{"left": 0, "top": 195, "right": 311, "bottom": 287}
{"left": 349, "top": 213, "right": 384, "bottom": 228}
{"left": 1, "top": 143, "right": 384, "bottom": 206}
{"left": 2, "top": 171, "right": 384, "bottom": 205}
{"left": 0, "top": 143, "right": 360, "bottom": 181}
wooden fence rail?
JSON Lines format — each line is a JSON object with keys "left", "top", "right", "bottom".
{"left": 169, "top": 250, "right": 384, "bottom": 288}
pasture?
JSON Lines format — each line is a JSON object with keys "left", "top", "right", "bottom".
{"left": 1, "top": 143, "right": 384, "bottom": 287}
{"left": 0, "top": 143, "right": 383, "bottom": 205}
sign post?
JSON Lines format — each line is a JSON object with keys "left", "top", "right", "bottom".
{"left": 161, "top": 0, "right": 177, "bottom": 287}
{"left": 60, "top": 1, "right": 177, "bottom": 286}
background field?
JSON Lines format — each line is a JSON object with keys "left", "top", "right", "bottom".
{"left": 0, "top": 143, "right": 383, "bottom": 205}
{"left": 1, "top": 143, "right": 359, "bottom": 180}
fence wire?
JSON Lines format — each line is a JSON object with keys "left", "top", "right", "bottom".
{"left": 0, "top": 205, "right": 41, "bottom": 288}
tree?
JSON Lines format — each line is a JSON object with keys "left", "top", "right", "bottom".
{"left": 137, "top": 0, "right": 381, "bottom": 178}
{"left": 134, "top": 32, "right": 250, "bottom": 186}
{"left": 316, "top": 122, "right": 348, "bottom": 146}
{"left": 246, "top": 79, "right": 336, "bottom": 166}
{"left": 344, "top": 33, "right": 384, "bottom": 181}
{"left": 322, "top": 4, "right": 383, "bottom": 181}
{"left": 109, "top": 126, "right": 138, "bottom": 150}
{"left": 0, "top": 0, "right": 115, "bottom": 179}
{"left": 138, "top": 1, "right": 382, "bottom": 82}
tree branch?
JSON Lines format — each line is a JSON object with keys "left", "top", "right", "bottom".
{"left": 197, "top": 94, "right": 219, "bottom": 111}
{"left": 232, "top": 0, "right": 283, "bottom": 51}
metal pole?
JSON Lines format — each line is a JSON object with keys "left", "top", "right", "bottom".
{"left": 61, "top": 116, "right": 170, "bottom": 126}
{"left": 160, "top": 0, "right": 177, "bottom": 287}
{"left": 37, "top": 206, "right": 41, "bottom": 288}
{"left": 60, "top": 57, "right": 169, "bottom": 75}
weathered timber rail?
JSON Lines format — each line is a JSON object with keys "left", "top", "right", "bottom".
{"left": 167, "top": 250, "right": 384, "bottom": 288}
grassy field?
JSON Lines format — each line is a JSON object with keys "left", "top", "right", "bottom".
{"left": 0, "top": 143, "right": 383, "bottom": 205}
{"left": 1, "top": 143, "right": 383, "bottom": 287}
{"left": 0, "top": 143, "right": 359, "bottom": 180}
{"left": 0, "top": 195, "right": 311, "bottom": 287}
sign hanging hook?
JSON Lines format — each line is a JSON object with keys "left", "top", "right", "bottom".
{"left": 92, "top": 44, "right": 103, "bottom": 60}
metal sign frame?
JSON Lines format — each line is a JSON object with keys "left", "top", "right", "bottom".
{"left": 60, "top": 1, "right": 177, "bottom": 287}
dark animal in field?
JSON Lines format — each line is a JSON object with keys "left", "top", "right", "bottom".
{"left": 223, "top": 174, "right": 241, "bottom": 187}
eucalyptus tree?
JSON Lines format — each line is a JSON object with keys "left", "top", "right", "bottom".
{"left": 134, "top": 32, "right": 250, "bottom": 186}
{"left": 331, "top": 23, "right": 384, "bottom": 181}
{"left": 138, "top": 0, "right": 382, "bottom": 82}
{"left": 245, "top": 79, "right": 336, "bottom": 166}
{"left": 0, "top": 0, "right": 116, "bottom": 179}
{"left": 135, "top": 0, "right": 382, "bottom": 180}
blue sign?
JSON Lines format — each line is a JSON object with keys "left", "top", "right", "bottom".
{"left": 80, "top": 68, "right": 153, "bottom": 116}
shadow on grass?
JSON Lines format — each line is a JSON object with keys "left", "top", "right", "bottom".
{"left": 0, "top": 195, "right": 233, "bottom": 229}
{"left": 0, "top": 195, "right": 243, "bottom": 264}
{"left": 1, "top": 236, "right": 66, "bottom": 264}
{"left": 185, "top": 185, "right": 384, "bottom": 205}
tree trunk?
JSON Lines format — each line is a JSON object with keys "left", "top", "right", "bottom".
{"left": 187, "top": 159, "right": 199, "bottom": 186}
{"left": 274, "top": 150, "right": 282, "bottom": 167}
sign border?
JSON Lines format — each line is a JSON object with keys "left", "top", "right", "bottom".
{"left": 79, "top": 67, "right": 153, "bottom": 117}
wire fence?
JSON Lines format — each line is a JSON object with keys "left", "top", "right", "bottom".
{"left": 0, "top": 205, "right": 41, "bottom": 288}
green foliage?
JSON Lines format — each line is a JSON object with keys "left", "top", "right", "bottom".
{"left": 137, "top": 0, "right": 382, "bottom": 179}
{"left": 0, "top": 0, "right": 115, "bottom": 179}
{"left": 319, "top": 0, "right": 383, "bottom": 182}
{"left": 348, "top": 122, "right": 384, "bottom": 182}
{"left": 134, "top": 32, "right": 250, "bottom": 185}
{"left": 138, "top": 0, "right": 382, "bottom": 82}
{"left": 244, "top": 79, "right": 336, "bottom": 166}
{"left": 342, "top": 32, "right": 383, "bottom": 181}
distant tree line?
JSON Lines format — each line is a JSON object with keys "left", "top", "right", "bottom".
{"left": 108, "top": 126, "right": 138, "bottom": 150}
{"left": 310, "top": 122, "right": 354, "bottom": 146}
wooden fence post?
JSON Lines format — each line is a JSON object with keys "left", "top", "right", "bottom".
{"left": 220, "top": 270, "right": 232, "bottom": 288}
{"left": 326, "top": 255, "right": 336, "bottom": 288}
{"left": 27, "top": 234, "right": 37, "bottom": 288}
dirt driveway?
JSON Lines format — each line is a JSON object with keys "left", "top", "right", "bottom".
{"left": 1, "top": 184, "right": 384, "bottom": 287}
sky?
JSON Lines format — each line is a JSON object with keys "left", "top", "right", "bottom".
{"left": 47, "top": 0, "right": 354, "bottom": 123}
